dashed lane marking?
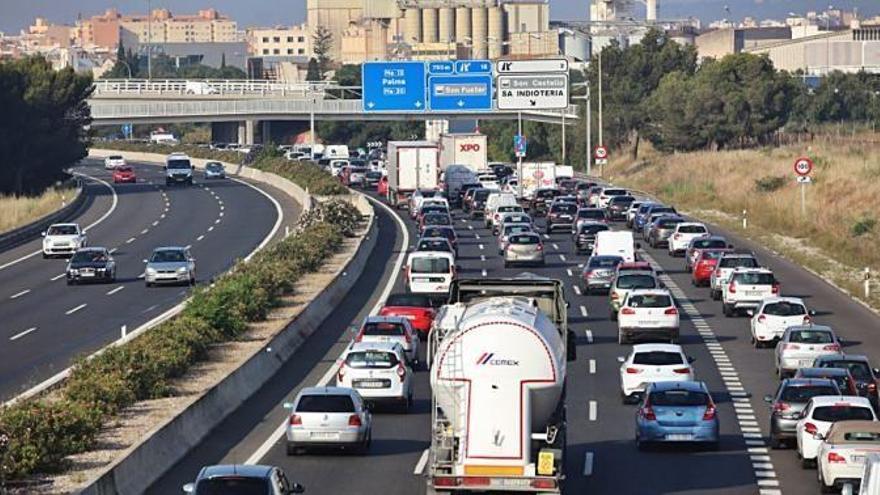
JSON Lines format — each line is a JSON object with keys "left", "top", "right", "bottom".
{"left": 197, "top": 235, "right": 205, "bottom": 241}
{"left": 583, "top": 452, "right": 595, "bottom": 476}
{"left": 10, "top": 289, "right": 30, "bottom": 299}
{"left": 414, "top": 449, "right": 430, "bottom": 475}
{"left": 50, "top": 273, "right": 65, "bottom": 281}
{"left": 106, "top": 286, "right": 124, "bottom": 296}
{"left": 65, "top": 303, "right": 87, "bottom": 315}
{"left": 588, "top": 400, "right": 597, "bottom": 421}
{"left": 580, "top": 305, "right": 588, "bottom": 317}
{"left": 9, "top": 327, "right": 37, "bottom": 341}
{"left": 589, "top": 359, "right": 596, "bottom": 374}
{"left": 126, "top": 237, "right": 136, "bottom": 244}
{"left": 585, "top": 329, "right": 593, "bottom": 343}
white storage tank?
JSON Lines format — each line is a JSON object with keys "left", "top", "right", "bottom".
{"left": 422, "top": 8, "right": 438, "bottom": 43}
{"left": 438, "top": 7, "right": 455, "bottom": 43}
{"left": 455, "top": 7, "right": 471, "bottom": 42}
{"left": 403, "top": 8, "right": 422, "bottom": 43}
{"left": 430, "top": 297, "right": 565, "bottom": 465}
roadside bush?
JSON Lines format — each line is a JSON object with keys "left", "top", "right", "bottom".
{"left": 754, "top": 176, "right": 786, "bottom": 193}
{"left": 852, "top": 216, "right": 876, "bottom": 237}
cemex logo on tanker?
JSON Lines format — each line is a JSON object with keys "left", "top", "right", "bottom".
{"left": 476, "top": 352, "right": 520, "bottom": 366}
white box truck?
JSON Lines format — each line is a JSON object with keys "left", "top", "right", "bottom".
{"left": 592, "top": 230, "right": 638, "bottom": 262}
{"left": 387, "top": 141, "right": 440, "bottom": 208}
{"left": 439, "top": 133, "right": 488, "bottom": 172}
{"left": 425, "top": 277, "right": 575, "bottom": 494}
{"left": 520, "top": 162, "right": 557, "bottom": 199}
{"left": 555, "top": 165, "right": 574, "bottom": 180}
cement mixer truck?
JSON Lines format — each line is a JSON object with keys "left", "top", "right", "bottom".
{"left": 426, "top": 276, "right": 576, "bottom": 494}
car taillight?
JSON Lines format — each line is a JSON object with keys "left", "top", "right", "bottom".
{"left": 673, "top": 367, "right": 691, "bottom": 374}
{"left": 626, "top": 367, "right": 642, "bottom": 374}
{"left": 702, "top": 403, "right": 717, "bottom": 420}
{"left": 728, "top": 282, "right": 736, "bottom": 294}
{"left": 348, "top": 414, "right": 362, "bottom": 426}
{"left": 804, "top": 422, "right": 818, "bottom": 435}
{"left": 823, "top": 344, "right": 841, "bottom": 352}
{"left": 772, "top": 283, "right": 780, "bottom": 295}
{"left": 531, "top": 479, "right": 557, "bottom": 490}
{"left": 664, "top": 308, "right": 678, "bottom": 315}
{"left": 674, "top": 234, "right": 681, "bottom": 240}
{"left": 640, "top": 405, "right": 656, "bottom": 421}
{"left": 583, "top": 270, "right": 593, "bottom": 280}
{"left": 434, "top": 477, "right": 459, "bottom": 487}
{"left": 773, "top": 402, "right": 790, "bottom": 413}
{"left": 536, "top": 244, "right": 543, "bottom": 251}
{"left": 354, "top": 331, "right": 363, "bottom": 343}
{"left": 870, "top": 383, "right": 878, "bottom": 393}
{"left": 337, "top": 363, "right": 346, "bottom": 382}
{"left": 397, "top": 363, "right": 406, "bottom": 382}
{"left": 715, "top": 268, "right": 722, "bottom": 276}
{"left": 289, "top": 414, "right": 302, "bottom": 426}
{"left": 828, "top": 452, "right": 847, "bottom": 464}
{"left": 757, "top": 315, "right": 766, "bottom": 323}
{"left": 621, "top": 307, "right": 636, "bottom": 315}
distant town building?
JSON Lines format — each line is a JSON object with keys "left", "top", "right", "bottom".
{"left": 247, "top": 25, "right": 311, "bottom": 57}
{"left": 696, "top": 27, "right": 792, "bottom": 60}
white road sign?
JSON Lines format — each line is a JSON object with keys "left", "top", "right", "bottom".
{"left": 796, "top": 175, "right": 812, "bottom": 183}
{"left": 496, "top": 59, "right": 570, "bottom": 74}
{"left": 497, "top": 74, "right": 569, "bottom": 110}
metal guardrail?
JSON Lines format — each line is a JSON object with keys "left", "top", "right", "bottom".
{"left": 0, "top": 179, "right": 86, "bottom": 252}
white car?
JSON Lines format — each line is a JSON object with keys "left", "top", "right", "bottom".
{"left": 817, "top": 420, "right": 880, "bottom": 492}
{"left": 721, "top": 267, "right": 778, "bottom": 317}
{"left": 336, "top": 342, "right": 413, "bottom": 412}
{"left": 749, "top": 297, "right": 812, "bottom": 348}
{"left": 709, "top": 252, "right": 760, "bottom": 300}
{"left": 775, "top": 325, "right": 841, "bottom": 378}
{"left": 284, "top": 386, "right": 372, "bottom": 454}
{"left": 42, "top": 223, "right": 87, "bottom": 258}
{"left": 354, "top": 315, "right": 419, "bottom": 364}
{"left": 408, "top": 189, "right": 441, "bottom": 216}
{"left": 617, "top": 288, "right": 680, "bottom": 345}
{"left": 618, "top": 343, "right": 694, "bottom": 403}
{"left": 625, "top": 201, "right": 644, "bottom": 227}
{"left": 104, "top": 155, "right": 125, "bottom": 169}
{"left": 329, "top": 159, "right": 349, "bottom": 176}
{"left": 667, "top": 223, "right": 709, "bottom": 256}
{"left": 796, "top": 395, "right": 877, "bottom": 468}
{"left": 596, "top": 187, "right": 628, "bottom": 208}
{"left": 488, "top": 205, "right": 525, "bottom": 232}
{"left": 405, "top": 251, "right": 455, "bottom": 295}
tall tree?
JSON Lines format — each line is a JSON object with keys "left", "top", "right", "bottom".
{"left": 312, "top": 26, "right": 333, "bottom": 79}
{"left": 305, "top": 58, "right": 321, "bottom": 82}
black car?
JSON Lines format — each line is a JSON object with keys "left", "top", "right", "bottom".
{"left": 364, "top": 171, "right": 383, "bottom": 189}
{"left": 457, "top": 183, "right": 482, "bottom": 208}
{"left": 558, "top": 179, "right": 578, "bottom": 195}
{"left": 489, "top": 163, "right": 514, "bottom": 179}
{"left": 66, "top": 247, "right": 116, "bottom": 285}
{"left": 468, "top": 189, "right": 494, "bottom": 218}
{"left": 546, "top": 203, "right": 578, "bottom": 233}
{"left": 813, "top": 354, "right": 880, "bottom": 406}
{"left": 421, "top": 225, "right": 458, "bottom": 253}
{"left": 183, "top": 464, "right": 303, "bottom": 495}
{"left": 605, "top": 195, "right": 636, "bottom": 221}
{"left": 573, "top": 223, "right": 611, "bottom": 253}
{"left": 530, "top": 188, "right": 560, "bottom": 217}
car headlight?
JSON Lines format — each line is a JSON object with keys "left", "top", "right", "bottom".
{"left": 69, "top": 268, "right": 79, "bottom": 275}
{"left": 177, "top": 267, "right": 188, "bottom": 273}
{"left": 146, "top": 267, "right": 157, "bottom": 274}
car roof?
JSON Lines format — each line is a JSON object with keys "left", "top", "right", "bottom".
{"left": 649, "top": 381, "right": 706, "bottom": 393}
{"left": 407, "top": 251, "right": 454, "bottom": 260}
{"left": 809, "top": 395, "right": 872, "bottom": 407}
{"left": 298, "top": 385, "right": 358, "bottom": 397}
{"left": 617, "top": 270, "right": 656, "bottom": 277}
{"left": 720, "top": 251, "right": 755, "bottom": 257}
{"left": 199, "top": 464, "right": 274, "bottom": 480}
{"left": 815, "top": 354, "right": 870, "bottom": 364}
{"left": 785, "top": 324, "right": 833, "bottom": 333}
{"left": 50, "top": 223, "right": 79, "bottom": 228}
{"left": 798, "top": 367, "right": 851, "bottom": 377}
{"left": 760, "top": 297, "right": 805, "bottom": 305}
{"left": 76, "top": 246, "right": 107, "bottom": 252}
{"left": 631, "top": 343, "right": 683, "bottom": 353}
{"left": 153, "top": 246, "right": 187, "bottom": 252}
{"left": 732, "top": 267, "right": 773, "bottom": 274}
{"left": 348, "top": 341, "right": 404, "bottom": 354}
{"left": 676, "top": 222, "right": 706, "bottom": 227}
{"left": 363, "top": 315, "right": 408, "bottom": 324}
{"left": 782, "top": 378, "right": 838, "bottom": 387}
{"left": 627, "top": 288, "right": 671, "bottom": 297}
{"left": 826, "top": 420, "right": 880, "bottom": 443}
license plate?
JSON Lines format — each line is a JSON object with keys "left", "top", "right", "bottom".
{"left": 666, "top": 434, "right": 694, "bottom": 441}
{"left": 356, "top": 380, "right": 385, "bottom": 389}
{"left": 852, "top": 455, "right": 866, "bottom": 463}
{"left": 799, "top": 359, "right": 814, "bottom": 367}
{"left": 414, "top": 277, "right": 431, "bottom": 282}
{"left": 81, "top": 271, "right": 95, "bottom": 277}
{"left": 310, "top": 432, "right": 339, "bottom": 439}
{"left": 747, "top": 291, "right": 763, "bottom": 297}
{"left": 638, "top": 321, "right": 657, "bottom": 326}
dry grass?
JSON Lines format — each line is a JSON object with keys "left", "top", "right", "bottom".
{"left": 0, "top": 187, "right": 79, "bottom": 234}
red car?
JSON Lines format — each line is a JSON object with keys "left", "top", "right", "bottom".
{"left": 691, "top": 249, "right": 731, "bottom": 287}
{"left": 112, "top": 165, "right": 136, "bottom": 183}
{"left": 378, "top": 176, "right": 389, "bottom": 197}
{"left": 378, "top": 293, "right": 437, "bottom": 339}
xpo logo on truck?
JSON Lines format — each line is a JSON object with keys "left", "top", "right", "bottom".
{"left": 460, "top": 143, "right": 481, "bottom": 152}
{"left": 475, "top": 352, "right": 520, "bottom": 366}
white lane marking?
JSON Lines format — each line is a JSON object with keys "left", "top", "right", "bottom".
{"left": 0, "top": 172, "right": 118, "bottom": 272}
{"left": 197, "top": 235, "right": 205, "bottom": 241}
{"left": 560, "top": 254, "right": 567, "bottom": 262}
{"left": 572, "top": 285, "right": 581, "bottom": 295}
{"left": 588, "top": 400, "right": 597, "bottom": 421}
{"left": 50, "top": 273, "right": 66, "bottom": 281}
{"left": 9, "top": 327, "right": 37, "bottom": 341}
{"left": 220, "top": 205, "right": 225, "bottom": 211}
{"left": 109, "top": 248, "right": 117, "bottom": 254}
{"left": 543, "top": 234, "right": 549, "bottom": 239}
{"left": 185, "top": 244, "right": 192, "bottom": 250}
{"left": 245, "top": 193, "right": 408, "bottom": 466}
{"left": 583, "top": 452, "right": 595, "bottom": 476}
{"left": 468, "top": 225, "right": 474, "bottom": 230}
{"left": 208, "top": 226, "right": 214, "bottom": 232}
{"left": 10, "top": 289, "right": 30, "bottom": 299}
{"left": 589, "top": 359, "right": 596, "bottom": 374}
{"left": 137, "top": 272, "right": 145, "bottom": 279}
{"left": 219, "top": 212, "right": 224, "bottom": 217}
{"left": 478, "top": 244, "right": 484, "bottom": 250}
{"left": 567, "top": 268, "right": 573, "bottom": 277}
{"left": 480, "top": 255, "right": 486, "bottom": 262}
{"left": 152, "top": 220, "right": 159, "bottom": 227}
{"left": 481, "top": 269, "right": 487, "bottom": 277}
{"left": 106, "top": 285, "right": 124, "bottom": 296}
{"left": 229, "top": 176, "right": 283, "bottom": 262}
{"left": 414, "top": 449, "right": 430, "bottom": 475}
{"left": 580, "top": 305, "right": 588, "bottom": 317}
{"left": 126, "top": 237, "right": 136, "bottom": 244}
{"left": 65, "top": 303, "right": 87, "bottom": 315}
{"left": 585, "top": 329, "right": 593, "bottom": 343}
{"left": 160, "top": 213, "right": 166, "bottom": 219}
{"left": 475, "top": 233, "right": 480, "bottom": 239}
{"left": 215, "top": 219, "right": 221, "bottom": 224}
{"left": 552, "top": 243, "right": 559, "bottom": 250}
{"left": 140, "top": 228, "right": 149, "bottom": 235}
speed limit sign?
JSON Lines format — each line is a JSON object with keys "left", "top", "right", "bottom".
{"left": 594, "top": 146, "right": 608, "bottom": 160}
{"left": 794, "top": 157, "right": 813, "bottom": 176}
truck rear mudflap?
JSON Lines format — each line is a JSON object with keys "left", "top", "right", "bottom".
{"left": 430, "top": 475, "right": 561, "bottom": 493}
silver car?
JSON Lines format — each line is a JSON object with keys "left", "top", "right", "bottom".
{"left": 774, "top": 325, "right": 841, "bottom": 378}
{"left": 144, "top": 246, "right": 196, "bottom": 287}
{"left": 284, "top": 386, "right": 372, "bottom": 454}
{"left": 204, "top": 161, "right": 226, "bottom": 179}
{"left": 503, "top": 232, "right": 544, "bottom": 267}
{"left": 497, "top": 223, "right": 533, "bottom": 255}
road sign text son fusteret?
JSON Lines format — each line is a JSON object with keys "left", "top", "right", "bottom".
{"left": 381, "top": 68, "right": 409, "bottom": 96}
{"left": 502, "top": 76, "right": 565, "bottom": 97}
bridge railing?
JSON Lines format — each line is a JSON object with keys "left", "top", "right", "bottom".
{"left": 92, "top": 79, "right": 351, "bottom": 98}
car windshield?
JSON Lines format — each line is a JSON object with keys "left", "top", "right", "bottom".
{"left": 195, "top": 477, "right": 269, "bottom": 495}
{"left": 789, "top": 330, "right": 834, "bottom": 344}
{"left": 678, "top": 225, "right": 707, "bottom": 234}
{"left": 386, "top": 294, "right": 432, "bottom": 307}
{"left": 504, "top": 215, "right": 530, "bottom": 224}
{"left": 616, "top": 274, "right": 657, "bottom": 290}
{"left": 151, "top": 250, "right": 186, "bottom": 263}
{"left": 658, "top": 218, "right": 684, "bottom": 227}
{"left": 504, "top": 225, "right": 531, "bottom": 236}
{"left": 578, "top": 210, "right": 605, "bottom": 219}
{"left": 498, "top": 206, "right": 521, "bottom": 213}
{"left": 694, "top": 239, "right": 728, "bottom": 249}
{"left": 109, "top": 155, "right": 123, "bottom": 160}
{"left": 603, "top": 189, "right": 627, "bottom": 196}
{"left": 71, "top": 250, "right": 107, "bottom": 263}
{"left": 627, "top": 294, "right": 672, "bottom": 308}
{"left": 296, "top": 394, "right": 355, "bottom": 413}
{"left": 763, "top": 302, "right": 806, "bottom": 317}
{"left": 423, "top": 214, "right": 450, "bottom": 225}
{"left": 720, "top": 257, "right": 758, "bottom": 268}
{"left": 589, "top": 256, "right": 623, "bottom": 268}
{"left": 345, "top": 351, "right": 399, "bottom": 369}
{"left": 167, "top": 159, "right": 191, "bottom": 169}
{"left": 510, "top": 235, "right": 540, "bottom": 245}
{"left": 363, "top": 321, "right": 406, "bottom": 336}
{"left": 813, "top": 405, "right": 875, "bottom": 422}
{"left": 417, "top": 240, "right": 450, "bottom": 252}
{"left": 48, "top": 225, "right": 77, "bottom": 235}
{"left": 650, "top": 390, "right": 709, "bottom": 407}
{"left": 780, "top": 385, "right": 839, "bottom": 402}
{"left": 632, "top": 351, "right": 683, "bottom": 366}
{"left": 579, "top": 224, "right": 610, "bottom": 235}
{"left": 411, "top": 257, "right": 450, "bottom": 273}
{"left": 823, "top": 361, "right": 874, "bottom": 380}
{"left": 536, "top": 190, "right": 559, "bottom": 199}
{"left": 551, "top": 205, "right": 577, "bottom": 214}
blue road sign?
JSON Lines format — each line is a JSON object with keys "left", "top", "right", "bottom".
{"left": 362, "top": 61, "right": 426, "bottom": 112}
{"left": 454, "top": 60, "right": 492, "bottom": 74}
{"left": 428, "top": 74, "right": 493, "bottom": 111}
{"left": 428, "top": 61, "right": 454, "bottom": 74}
{"left": 514, "top": 134, "right": 527, "bottom": 157}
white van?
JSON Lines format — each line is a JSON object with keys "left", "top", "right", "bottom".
{"left": 405, "top": 251, "right": 455, "bottom": 294}
{"left": 592, "top": 230, "right": 638, "bottom": 262}
{"left": 324, "top": 145, "right": 350, "bottom": 159}
{"left": 329, "top": 159, "right": 349, "bottom": 176}
{"left": 185, "top": 81, "right": 218, "bottom": 95}
{"left": 484, "top": 192, "right": 518, "bottom": 227}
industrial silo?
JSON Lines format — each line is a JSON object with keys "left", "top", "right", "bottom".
{"left": 438, "top": 7, "right": 454, "bottom": 43}
{"left": 471, "top": 7, "right": 488, "bottom": 59}
{"left": 403, "top": 7, "right": 422, "bottom": 43}
{"left": 455, "top": 6, "right": 471, "bottom": 42}
{"left": 488, "top": 6, "right": 503, "bottom": 59}
{"left": 422, "top": 8, "right": 438, "bottom": 43}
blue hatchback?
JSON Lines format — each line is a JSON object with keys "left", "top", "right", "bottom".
{"left": 635, "top": 381, "right": 720, "bottom": 450}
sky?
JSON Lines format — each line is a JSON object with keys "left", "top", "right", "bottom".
{"left": 1, "top": 0, "right": 879, "bottom": 34}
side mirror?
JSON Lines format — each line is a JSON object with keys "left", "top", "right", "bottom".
{"left": 809, "top": 310, "right": 816, "bottom": 316}
{"left": 82, "top": 230, "right": 87, "bottom": 235}
{"left": 182, "top": 483, "right": 195, "bottom": 494}
{"left": 813, "top": 433, "right": 825, "bottom": 441}
{"left": 746, "top": 309, "right": 755, "bottom": 317}
{"left": 687, "top": 356, "right": 695, "bottom": 364}
{"left": 763, "top": 395, "right": 774, "bottom": 403}
{"left": 873, "top": 368, "right": 880, "bottom": 376}
{"left": 289, "top": 483, "right": 305, "bottom": 494}
{"left": 143, "top": 259, "right": 149, "bottom": 264}
{"left": 41, "top": 231, "right": 47, "bottom": 237}
{"left": 617, "top": 356, "right": 626, "bottom": 363}
{"left": 282, "top": 402, "right": 295, "bottom": 410}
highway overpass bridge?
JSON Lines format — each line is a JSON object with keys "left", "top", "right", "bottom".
{"left": 88, "top": 79, "right": 580, "bottom": 144}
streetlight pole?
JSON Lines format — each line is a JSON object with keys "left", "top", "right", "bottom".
{"left": 517, "top": 111, "right": 524, "bottom": 200}
{"left": 586, "top": 84, "right": 592, "bottom": 176}
{"left": 561, "top": 112, "right": 566, "bottom": 165}
{"left": 146, "top": 0, "right": 152, "bottom": 80}
{"left": 597, "top": 47, "right": 603, "bottom": 148}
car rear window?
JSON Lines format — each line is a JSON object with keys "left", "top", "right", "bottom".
{"left": 504, "top": 225, "right": 532, "bottom": 235}
{"left": 116, "top": 166, "right": 133, "bottom": 172}
{"left": 633, "top": 351, "right": 684, "bottom": 366}
{"left": 734, "top": 272, "right": 775, "bottom": 285}
{"left": 627, "top": 294, "right": 673, "bottom": 308}
{"left": 813, "top": 405, "right": 875, "bottom": 422}
{"left": 650, "top": 390, "right": 709, "bottom": 406}
{"left": 423, "top": 214, "right": 451, "bottom": 225}
{"left": 551, "top": 204, "right": 577, "bottom": 214}
{"left": 720, "top": 257, "right": 758, "bottom": 268}
{"left": 423, "top": 227, "right": 454, "bottom": 240}
{"left": 363, "top": 321, "right": 406, "bottom": 336}
{"left": 790, "top": 330, "right": 834, "bottom": 344}
{"left": 510, "top": 235, "right": 540, "bottom": 245}
{"left": 109, "top": 155, "right": 123, "bottom": 160}
{"left": 386, "top": 294, "right": 432, "bottom": 307}
{"left": 345, "top": 351, "right": 399, "bottom": 369}
{"left": 498, "top": 205, "right": 521, "bottom": 213}
{"left": 678, "top": 225, "right": 707, "bottom": 234}
{"left": 610, "top": 196, "right": 635, "bottom": 205}
{"left": 763, "top": 302, "right": 806, "bottom": 317}
{"left": 651, "top": 207, "right": 677, "bottom": 215}
{"left": 579, "top": 224, "right": 610, "bottom": 235}
{"left": 616, "top": 274, "right": 657, "bottom": 290}
{"left": 699, "top": 250, "right": 726, "bottom": 261}
{"left": 536, "top": 190, "right": 559, "bottom": 199}
{"left": 417, "top": 240, "right": 450, "bottom": 252}
{"left": 196, "top": 477, "right": 269, "bottom": 495}
{"left": 504, "top": 215, "right": 530, "bottom": 224}
{"left": 844, "top": 432, "right": 880, "bottom": 442}
{"left": 410, "top": 257, "right": 451, "bottom": 273}
{"left": 780, "top": 385, "right": 839, "bottom": 402}
{"left": 474, "top": 190, "right": 492, "bottom": 200}
{"left": 658, "top": 218, "right": 685, "bottom": 228}
{"left": 822, "top": 361, "right": 873, "bottom": 380}
{"left": 578, "top": 209, "right": 605, "bottom": 219}
{"left": 693, "top": 239, "right": 728, "bottom": 249}
{"left": 588, "top": 256, "right": 623, "bottom": 268}
{"left": 603, "top": 188, "right": 627, "bottom": 196}
{"left": 296, "top": 394, "right": 355, "bottom": 413}
{"left": 71, "top": 250, "right": 108, "bottom": 263}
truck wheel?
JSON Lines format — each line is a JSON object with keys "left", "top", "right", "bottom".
{"left": 618, "top": 332, "right": 627, "bottom": 345}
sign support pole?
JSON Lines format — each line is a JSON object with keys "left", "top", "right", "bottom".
{"left": 586, "top": 84, "right": 592, "bottom": 177}
{"left": 517, "top": 111, "right": 524, "bottom": 200}
{"left": 561, "top": 112, "right": 566, "bottom": 165}
{"left": 800, "top": 181, "right": 806, "bottom": 217}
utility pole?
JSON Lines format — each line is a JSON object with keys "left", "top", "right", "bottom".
{"left": 561, "top": 113, "right": 566, "bottom": 165}
{"left": 597, "top": 47, "right": 603, "bottom": 148}
{"left": 146, "top": 0, "right": 152, "bottom": 80}
{"left": 586, "top": 83, "right": 592, "bottom": 176}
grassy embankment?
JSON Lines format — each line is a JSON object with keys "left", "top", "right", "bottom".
{"left": 0, "top": 187, "right": 79, "bottom": 234}
{"left": 605, "top": 138, "right": 880, "bottom": 310}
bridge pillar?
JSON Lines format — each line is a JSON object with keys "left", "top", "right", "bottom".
{"left": 211, "top": 122, "right": 238, "bottom": 144}
{"left": 237, "top": 120, "right": 255, "bottom": 145}
{"left": 261, "top": 121, "right": 272, "bottom": 144}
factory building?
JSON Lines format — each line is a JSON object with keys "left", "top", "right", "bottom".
{"left": 745, "top": 27, "right": 880, "bottom": 75}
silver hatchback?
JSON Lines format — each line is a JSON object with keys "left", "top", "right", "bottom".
{"left": 284, "top": 386, "right": 372, "bottom": 454}
{"left": 144, "top": 246, "right": 196, "bottom": 287}
{"left": 503, "top": 232, "right": 544, "bottom": 267}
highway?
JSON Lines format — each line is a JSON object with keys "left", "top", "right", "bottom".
{"left": 0, "top": 159, "right": 297, "bottom": 402}
{"left": 147, "top": 186, "right": 880, "bottom": 494}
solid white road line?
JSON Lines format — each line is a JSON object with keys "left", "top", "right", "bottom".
{"left": 9, "top": 327, "right": 37, "bottom": 341}
{"left": 475, "top": 233, "right": 480, "bottom": 239}
{"left": 229, "top": 177, "right": 283, "bottom": 261}
{"left": 478, "top": 244, "right": 484, "bottom": 250}
{"left": 480, "top": 255, "right": 486, "bottom": 262}
{"left": 583, "top": 452, "right": 595, "bottom": 476}
{"left": 567, "top": 268, "right": 573, "bottom": 277}
{"left": 572, "top": 285, "right": 581, "bottom": 295}
{"left": 414, "top": 449, "right": 430, "bottom": 475}
{"left": 50, "top": 273, "right": 66, "bottom": 281}
{"left": 0, "top": 172, "right": 118, "bottom": 272}
{"left": 65, "top": 303, "right": 87, "bottom": 315}
{"left": 106, "top": 285, "right": 125, "bottom": 296}
{"left": 10, "top": 289, "right": 30, "bottom": 299}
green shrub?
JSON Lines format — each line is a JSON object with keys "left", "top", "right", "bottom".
{"left": 852, "top": 216, "right": 876, "bottom": 237}
{"left": 754, "top": 176, "right": 786, "bottom": 193}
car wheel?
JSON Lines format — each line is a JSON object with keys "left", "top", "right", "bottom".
{"left": 504, "top": 261, "right": 510, "bottom": 268}
{"left": 66, "top": 279, "right": 74, "bottom": 286}
{"left": 610, "top": 310, "right": 618, "bottom": 321}
{"left": 710, "top": 289, "right": 719, "bottom": 300}
{"left": 286, "top": 443, "right": 299, "bottom": 456}
{"left": 818, "top": 469, "right": 835, "bottom": 493}
{"left": 722, "top": 304, "right": 732, "bottom": 317}
{"left": 145, "top": 282, "right": 152, "bottom": 288}
{"left": 800, "top": 456, "right": 814, "bottom": 470}
{"left": 770, "top": 435, "right": 784, "bottom": 449}
{"left": 42, "top": 253, "right": 48, "bottom": 259}
{"left": 636, "top": 437, "right": 649, "bottom": 451}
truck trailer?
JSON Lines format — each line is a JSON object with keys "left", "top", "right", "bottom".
{"left": 386, "top": 141, "right": 441, "bottom": 208}
{"left": 439, "top": 133, "right": 488, "bottom": 172}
